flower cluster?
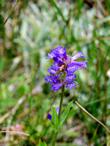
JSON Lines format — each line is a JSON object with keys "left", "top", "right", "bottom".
{"left": 45, "top": 46, "right": 87, "bottom": 91}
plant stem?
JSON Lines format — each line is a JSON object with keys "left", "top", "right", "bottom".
{"left": 51, "top": 131, "right": 58, "bottom": 146}
{"left": 50, "top": 0, "right": 67, "bottom": 23}
{"left": 58, "top": 85, "right": 65, "bottom": 119}
{"left": 51, "top": 86, "right": 65, "bottom": 146}
{"left": 75, "top": 100, "right": 110, "bottom": 134}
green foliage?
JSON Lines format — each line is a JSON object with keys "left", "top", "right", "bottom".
{"left": 0, "top": 0, "right": 110, "bottom": 145}
{"left": 60, "top": 101, "right": 73, "bottom": 127}
{"left": 0, "top": 15, "right": 4, "bottom": 38}
{"left": 0, "top": 0, "right": 5, "bottom": 9}
{"left": 51, "top": 107, "right": 59, "bottom": 130}
{"left": 38, "top": 140, "right": 47, "bottom": 146}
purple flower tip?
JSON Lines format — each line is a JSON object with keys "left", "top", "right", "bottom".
{"left": 47, "top": 113, "right": 52, "bottom": 120}
{"left": 56, "top": 107, "right": 60, "bottom": 114}
{"left": 45, "top": 46, "right": 87, "bottom": 91}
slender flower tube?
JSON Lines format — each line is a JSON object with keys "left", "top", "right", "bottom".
{"left": 45, "top": 46, "right": 87, "bottom": 91}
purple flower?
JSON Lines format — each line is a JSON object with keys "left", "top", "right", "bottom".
{"left": 45, "top": 46, "right": 87, "bottom": 91}
{"left": 47, "top": 113, "right": 52, "bottom": 120}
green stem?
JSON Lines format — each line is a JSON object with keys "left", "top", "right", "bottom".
{"left": 51, "top": 131, "right": 58, "bottom": 146}
{"left": 50, "top": 0, "right": 67, "bottom": 23}
{"left": 58, "top": 85, "right": 65, "bottom": 119}
{"left": 51, "top": 86, "right": 65, "bottom": 146}
{"left": 75, "top": 100, "right": 110, "bottom": 134}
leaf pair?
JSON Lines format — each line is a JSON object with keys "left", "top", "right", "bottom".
{"left": 51, "top": 101, "right": 73, "bottom": 130}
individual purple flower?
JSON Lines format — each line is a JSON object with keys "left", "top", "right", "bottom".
{"left": 45, "top": 46, "right": 87, "bottom": 91}
{"left": 47, "top": 113, "right": 52, "bottom": 120}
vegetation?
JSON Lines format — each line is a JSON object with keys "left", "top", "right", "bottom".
{"left": 0, "top": 0, "right": 110, "bottom": 145}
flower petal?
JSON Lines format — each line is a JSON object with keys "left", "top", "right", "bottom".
{"left": 71, "top": 61, "right": 87, "bottom": 68}
{"left": 67, "top": 61, "right": 87, "bottom": 73}
{"left": 65, "top": 74, "right": 76, "bottom": 84}
{"left": 72, "top": 52, "right": 85, "bottom": 61}
{"left": 45, "top": 75, "right": 60, "bottom": 84}
{"left": 66, "top": 82, "right": 76, "bottom": 89}
{"left": 48, "top": 46, "right": 67, "bottom": 61}
{"left": 51, "top": 83, "right": 63, "bottom": 91}
{"left": 48, "top": 64, "right": 59, "bottom": 74}
{"left": 45, "top": 76, "right": 52, "bottom": 83}
{"left": 47, "top": 113, "right": 52, "bottom": 120}
{"left": 56, "top": 107, "right": 59, "bottom": 114}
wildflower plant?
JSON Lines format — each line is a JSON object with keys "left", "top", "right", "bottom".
{"left": 45, "top": 46, "right": 110, "bottom": 146}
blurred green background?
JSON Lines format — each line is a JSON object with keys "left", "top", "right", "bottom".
{"left": 0, "top": 0, "right": 110, "bottom": 145}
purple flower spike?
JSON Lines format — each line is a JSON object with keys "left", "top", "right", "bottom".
{"left": 45, "top": 46, "right": 87, "bottom": 91}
